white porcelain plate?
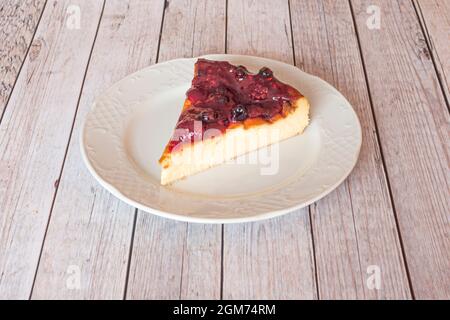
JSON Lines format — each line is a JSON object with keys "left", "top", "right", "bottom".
{"left": 81, "top": 54, "right": 362, "bottom": 223}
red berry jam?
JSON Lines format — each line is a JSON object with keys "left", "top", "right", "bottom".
{"left": 167, "top": 59, "right": 302, "bottom": 152}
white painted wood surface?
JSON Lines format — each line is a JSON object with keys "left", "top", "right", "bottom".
{"left": 0, "top": 0, "right": 104, "bottom": 299}
{"left": 351, "top": 0, "right": 450, "bottom": 299}
{"left": 290, "top": 0, "right": 411, "bottom": 299}
{"left": 0, "top": 0, "right": 46, "bottom": 116}
{"left": 0, "top": 0, "right": 448, "bottom": 300}
{"left": 415, "top": 0, "right": 450, "bottom": 103}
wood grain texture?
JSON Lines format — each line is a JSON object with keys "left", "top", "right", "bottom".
{"left": 223, "top": 0, "right": 316, "bottom": 300}
{"left": 290, "top": 0, "right": 411, "bottom": 299}
{"left": 351, "top": 0, "right": 450, "bottom": 299}
{"left": 0, "top": 0, "right": 104, "bottom": 299}
{"left": 158, "top": 0, "right": 225, "bottom": 59}
{"left": 31, "top": 0, "right": 166, "bottom": 299}
{"left": 127, "top": 217, "right": 187, "bottom": 299}
{"left": 0, "top": 0, "right": 46, "bottom": 118}
{"left": 0, "top": 0, "right": 446, "bottom": 300}
{"left": 125, "top": 0, "right": 225, "bottom": 300}
{"left": 415, "top": 0, "right": 450, "bottom": 103}
{"left": 180, "top": 224, "right": 222, "bottom": 299}
{"left": 224, "top": 214, "right": 316, "bottom": 299}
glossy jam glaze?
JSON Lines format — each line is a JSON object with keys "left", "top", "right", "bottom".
{"left": 166, "top": 59, "right": 303, "bottom": 153}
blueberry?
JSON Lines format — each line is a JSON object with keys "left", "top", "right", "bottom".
{"left": 231, "top": 104, "right": 248, "bottom": 122}
{"left": 235, "top": 66, "right": 248, "bottom": 81}
{"left": 259, "top": 67, "right": 273, "bottom": 79}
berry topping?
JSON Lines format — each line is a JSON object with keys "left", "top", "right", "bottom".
{"left": 169, "top": 59, "right": 302, "bottom": 153}
{"left": 208, "top": 93, "right": 229, "bottom": 104}
{"left": 216, "top": 95, "right": 229, "bottom": 104}
{"left": 215, "top": 86, "right": 228, "bottom": 95}
{"left": 249, "top": 83, "right": 269, "bottom": 100}
{"left": 186, "top": 88, "right": 206, "bottom": 104}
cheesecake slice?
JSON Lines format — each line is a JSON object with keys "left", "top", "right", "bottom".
{"left": 159, "top": 59, "right": 310, "bottom": 185}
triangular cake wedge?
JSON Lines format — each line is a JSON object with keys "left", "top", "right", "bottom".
{"left": 159, "top": 59, "right": 310, "bottom": 185}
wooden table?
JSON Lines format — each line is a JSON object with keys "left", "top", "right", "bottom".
{"left": 0, "top": 0, "right": 448, "bottom": 300}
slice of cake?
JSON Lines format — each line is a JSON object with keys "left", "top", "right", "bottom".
{"left": 159, "top": 58, "right": 310, "bottom": 185}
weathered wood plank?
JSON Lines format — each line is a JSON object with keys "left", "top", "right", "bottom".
{"left": 126, "top": 217, "right": 187, "bottom": 299}
{"left": 180, "top": 224, "right": 222, "bottom": 299}
{"left": 290, "top": 0, "right": 411, "bottom": 299}
{"left": 31, "top": 0, "right": 166, "bottom": 299}
{"left": 224, "top": 214, "right": 316, "bottom": 299}
{"left": 126, "top": 0, "right": 225, "bottom": 300}
{"left": 415, "top": 0, "right": 450, "bottom": 103}
{"left": 351, "top": 0, "right": 450, "bottom": 299}
{"left": 223, "top": 0, "right": 317, "bottom": 300}
{"left": 0, "top": 0, "right": 46, "bottom": 117}
{"left": 0, "top": 0, "right": 104, "bottom": 299}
